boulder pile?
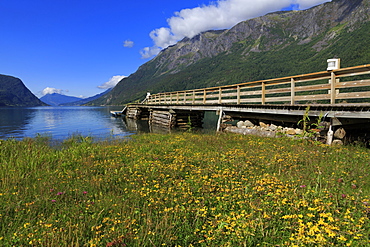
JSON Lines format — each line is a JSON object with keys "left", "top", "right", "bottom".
{"left": 224, "top": 120, "right": 306, "bottom": 138}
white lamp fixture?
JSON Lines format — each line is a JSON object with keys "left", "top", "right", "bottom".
{"left": 327, "top": 58, "right": 340, "bottom": 71}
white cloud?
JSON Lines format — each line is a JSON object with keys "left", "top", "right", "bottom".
{"left": 140, "top": 45, "right": 162, "bottom": 59}
{"left": 98, "top": 75, "right": 126, "bottom": 89}
{"left": 141, "top": 0, "right": 331, "bottom": 58}
{"left": 41, "top": 87, "right": 64, "bottom": 96}
{"left": 297, "top": 0, "right": 330, "bottom": 9}
{"left": 123, "top": 40, "right": 134, "bottom": 48}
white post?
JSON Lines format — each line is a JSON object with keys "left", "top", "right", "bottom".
{"left": 326, "top": 124, "right": 334, "bottom": 145}
{"left": 216, "top": 108, "right": 224, "bottom": 132}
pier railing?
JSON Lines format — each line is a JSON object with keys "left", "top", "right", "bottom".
{"left": 146, "top": 64, "right": 370, "bottom": 105}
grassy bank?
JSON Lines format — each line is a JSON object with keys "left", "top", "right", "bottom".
{"left": 0, "top": 133, "right": 369, "bottom": 246}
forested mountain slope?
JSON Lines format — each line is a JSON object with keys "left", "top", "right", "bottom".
{"left": 90, "top": 0, "right": 370, "bottom": 105}
{"left": 0, "top": 74, "right": 47, "bottom": 106}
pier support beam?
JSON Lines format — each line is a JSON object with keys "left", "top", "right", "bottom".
{"left": 148, "top": 109, "right": 204, "bottom": 129}
{"left": 126, "top": 107, "right": 150, "bottom": 120}
{"left": 126, "top": 107, "right": 141, "bottom": 120}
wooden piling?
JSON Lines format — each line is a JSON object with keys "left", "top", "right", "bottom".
{"left": 148, "top": 109, "right": 204, "bottom": 129}
{"left": 149, "top": 110, "right": 176, "bottom": 128}
{"left": 126, "top": 108, "right": 141, "bottom": 120}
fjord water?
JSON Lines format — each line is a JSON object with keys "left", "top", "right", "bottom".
{"left": 0, "top": 106, "right": 141, "bottom": 141}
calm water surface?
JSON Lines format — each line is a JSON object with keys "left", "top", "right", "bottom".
{"left": 0, "top": 106, "right": 146, "bottom": 141}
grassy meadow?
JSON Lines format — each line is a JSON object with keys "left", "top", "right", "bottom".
{"left": 0, "top": 133, "right": 369, "bottom": 246}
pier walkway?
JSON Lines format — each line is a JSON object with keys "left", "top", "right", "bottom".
{"left": 114, "top": 63, "right": 370, "bottom": 143}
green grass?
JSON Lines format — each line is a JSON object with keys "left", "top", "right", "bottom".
{"left": 0, "top": 133, "right": 369, "bottom": 246}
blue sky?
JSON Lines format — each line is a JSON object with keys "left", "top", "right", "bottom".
{"left": 0, "top": 0, "right": 330, "bottom": 98}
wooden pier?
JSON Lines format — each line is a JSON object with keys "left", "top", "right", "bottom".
{"left": 113, "top": 63, "right": 370, "bottom": 144}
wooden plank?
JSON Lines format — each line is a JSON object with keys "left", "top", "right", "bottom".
{"left": 240, "top": 90, "right": 262, "bottom": 96}
{"left": 294, "top": 94, "right": 330, "bottom": 101}
{"left": 220, "top": 92, "right": 238, "bottom": 97}
{"left": 337, "top": 92, "right": 370, "bottom": 99}
{"left": 240, "top": 98, "right": 262, "bottom": 103}
{"left": 151, "top": 113, "right": 171, "bottom": 119}
{"left": 205, "top": 100, "right": 220, "bottom": 104}
{"left": 295, "top": 84, "right": 331, "bottom": 92}
{"left": 337, "top": 79, "right": 370, "bottom": 88}
{"left": 264, "top": 84, "right": 330, "bottom": 94}
{"left": 265, "top": 96, "right": 291, "bottom": 102}
{"left": 240, "top": 83, "right": 263, "bottom": 89}
{"left": 220, "top": 99, "right": 238, "bottom": 104}
{"left": 294, "top": 75, "right": 331, "bottom": 83}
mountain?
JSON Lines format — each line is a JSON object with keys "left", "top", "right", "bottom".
{"left": 40, "top": 93, "right": 82, "bottom": 106}
{"left": 61, "top": 89, "right": 111, "bottom": 106}
{"left": 0, "top": 74, "right": 47, "bottom": 106}
{"left": 91, "top": 0, "right": 370, "bottom": 105}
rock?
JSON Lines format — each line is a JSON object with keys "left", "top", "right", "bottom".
{"left": 332, "top": 139, "right": 344, "bottom": 145}
{"left": 259, "top": 122, "right": 269, "bottom": 128}
{"left": 295, "top": 129, "right": 304, "bottom": 135}
{"left": 269, "top": 124, "right": 278, "bottom": 131}
{"left": 237, "top": 121, "right": 245, "bottom": 128}
{"left": 286, "top": 128, "right": 296, "bottom": 135}
{"left": 334, "top": 128, "right": 346, "bottom": 139}
{"left": 244, "top": 120, "right": 254, "bottom": 127}
{"left": 224, "top": 126, "right": 276, "bottom": 138}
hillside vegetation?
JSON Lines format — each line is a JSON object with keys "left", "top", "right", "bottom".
{"left": 90, "top": 0, "right": 370, "bottom": 105}
{"left": 0, "top": 75, "right": 47, "bottom": 107}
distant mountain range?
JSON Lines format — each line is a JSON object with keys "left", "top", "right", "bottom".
{"left": 40, "top": 89, "right": 111, "bottom": 106}
{"left": 90, "top": 0, "right": 370, "bottom": 105}
{"left": 0, "top": 74, "right": 47, "bottom": 106}
{"left": 39, "top": 93, "right": 82, "bottom": 106}
{"left": 60, "top": 89, "right": 111, "bottom": 106}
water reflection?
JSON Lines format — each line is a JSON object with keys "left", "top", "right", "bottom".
{"left": 0, "top": 106, "right": 134, "bottom": 140}
{"left": 0, "top": 107, "right": 219, "bottom": 140}
{"left": 0, "top": 107, "right": 38, "bottom": 138}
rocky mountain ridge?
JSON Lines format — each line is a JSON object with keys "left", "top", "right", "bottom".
{"left": 91, "top": 0, "right": 370, "bottom": 105}
{"left": 152, "top": 0, "right": 367, "bottom": 75}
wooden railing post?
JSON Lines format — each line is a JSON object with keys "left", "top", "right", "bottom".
{"left": 330, "top": 72, "right": 336, "bottom": 104}
{"left": 192, "top": 91, "right": 195, "bottom": 104}
{"left": 203, "top": 90, "right": 206, "bottom": 104}
{"left": 261, "top": 82, "right": 266, "bottom": 105}
{"left": 183, "top": 92, "right": 186, "bottom": 104}
{"left": 176, "top": 92, "right": 179, "bottom": 104}
{"left": 291, "top": 78, "right": 295, "bottom": 105}
{"left": 237, "top": 85, "right": 241, "bottom": 104}
{"left": 218, "top": 88, "right": 222, "bottom": 104}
